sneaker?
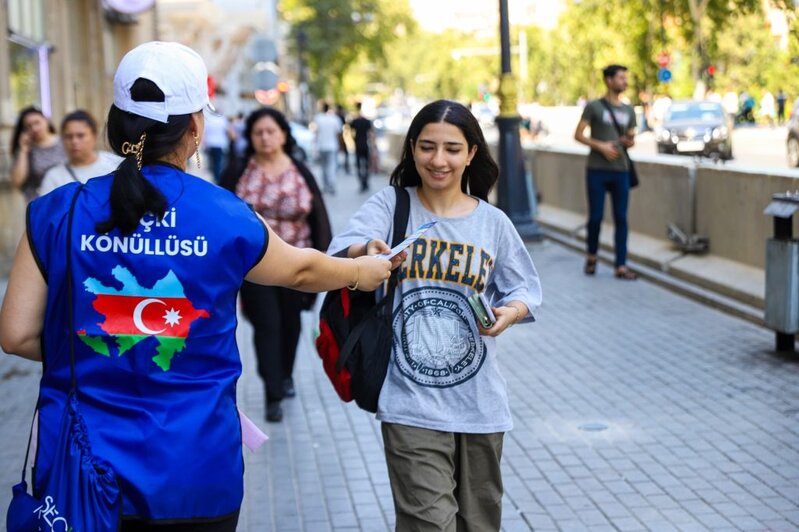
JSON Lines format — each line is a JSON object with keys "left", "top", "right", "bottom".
{"left": 283, "top": 378, "right": 296, "bottom": 398}
{"left": 266, "top": 402, "right": 283, "bottom": 422}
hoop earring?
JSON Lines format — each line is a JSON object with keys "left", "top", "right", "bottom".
{"left": 194, "top": 133, "right": 201, "bottom": 169}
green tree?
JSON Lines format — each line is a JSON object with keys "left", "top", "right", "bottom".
{"left": 659, "top": 0, "right": 761, "bottom": 85}
{"left": 280, "top": 0, "right": 415, "bottom": 100}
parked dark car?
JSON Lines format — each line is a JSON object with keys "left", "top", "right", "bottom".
{"left": 656, "top": 101, "right": 733, "bottom": 159}
{"left": 786, "top": 99, "right": 799, "bottom": 167}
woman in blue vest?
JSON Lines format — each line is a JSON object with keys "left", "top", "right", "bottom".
{"left": 0, "top": 41, "right": 394, "bottom": 531}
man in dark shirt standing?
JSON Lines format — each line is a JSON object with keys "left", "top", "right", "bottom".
{"left": 574, "top": 64, "right": 637, "bottom": 280}
{"left": 349, "top": 102, "right": 374, "bottom": 192}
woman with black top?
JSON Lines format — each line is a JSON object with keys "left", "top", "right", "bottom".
{"left": 221, "top": 107, "right": 331, "bottom": 422}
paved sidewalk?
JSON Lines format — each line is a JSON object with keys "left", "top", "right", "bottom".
{"left": 1, "top": 172, "right": 798, "bottom": 531}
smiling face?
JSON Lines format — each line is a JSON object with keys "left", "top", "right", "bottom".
{"left": 62, "top": 120, "right": 97, "bottom": 165}
{"left": 412, "top": 122, "right": 477, "bottom": 194}
{"left": 250, "top": 115, "right": 287, "bottom": 157}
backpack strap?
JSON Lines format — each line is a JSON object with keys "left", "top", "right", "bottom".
{"left": 390, "top": 185, "right": 410, "bottom": 248}
{"left": 18, "top": 184, "right": 82, "bottom": 485}
{"left": 334, "top": 186, "right": 410, "bottom": 374}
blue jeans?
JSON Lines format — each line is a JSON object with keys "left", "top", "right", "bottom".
{"left": 319, "top": 150, "right": 337, "bottom": 193}
{"left": 206, "top": 147, "right": 225, "bottom": 184}
{"left": 586, "top": 168, "right": 630, "bottom": 267}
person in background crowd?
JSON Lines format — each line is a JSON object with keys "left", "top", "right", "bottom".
{"left": 574, "top": 64, "right": 638, "bottom": 280}
{"left": 336, "top": 104, "right": 351, "bottom": 175}
{"left": 38, "top": 110, "right": 122, "bottom": 195}
{"left": 329, "top": 99, "right": 542, "bottom": 531}
{"left": 759, "top": 91, "right": 776, "bottom": 127}
{"left": 228, "top": 112, "right": 247, "bottom": 160}
{"left": 722, "top": 90, "right": 739, "bottom": 123}
{"left": 348, "top": 102, "right": 374, "bottom": 193}
{"left": 777, "top": 89, "right": 788, "bottom": 125}
{"left": 312, "top": 102, "right": 342, "bottom": 194}
{"left": 0, "top": 41, "right": 394, "bottom": 531}
{"left": 737, "top": 91, "right": 756, "bottom": 124}
{"left": 9, "top": 106, "right": 67, "bottom": 201}
{"left": 221, "top": 107, "right": 332, "bottom": 423}
{"left": 203, "top": 110, "right": 229, "bottom": 183}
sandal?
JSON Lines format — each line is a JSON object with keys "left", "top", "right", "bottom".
{"left": 584, "top": 257, "right": 597, "bottom": 275}
{"left": 614, "top": 267, "right": 638, "bottom": 280}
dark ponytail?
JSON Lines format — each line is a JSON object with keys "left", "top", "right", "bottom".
{"left": 97, "top": 78, "right": 193, "bottom": 234}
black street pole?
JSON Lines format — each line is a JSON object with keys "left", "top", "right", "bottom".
{"left": 495, "top": 0, "right": 543, "bottom": 240}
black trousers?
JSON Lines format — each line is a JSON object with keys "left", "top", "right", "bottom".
{"left": 240, "top": 282, "right": 305, "bottom": 403}
{"left": 355, "top": 148, "right": 370, "bottom": 189}
{"left": 122, "top": 509, "right": 239, "bottom": 531}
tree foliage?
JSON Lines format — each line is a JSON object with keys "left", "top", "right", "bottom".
{"left": 279, "top": 0, "right": 414, "bottom": 100}
{"left": 322, "top": 1, "right": 799, "bottom": 107}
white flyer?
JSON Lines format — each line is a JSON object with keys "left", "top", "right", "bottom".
{"left": 380, "top": 221, "right": 438, "bottom": 259}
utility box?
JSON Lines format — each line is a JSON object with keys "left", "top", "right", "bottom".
{"left": 765, "top": 239, "right": 799, "bottom": 333}
{"left": 763, "top": 192, "right": 799, "bottom": 353}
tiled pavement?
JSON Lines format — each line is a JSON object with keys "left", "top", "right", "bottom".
{"left": 1, "top": 171, "right": 798, "bottom": 531}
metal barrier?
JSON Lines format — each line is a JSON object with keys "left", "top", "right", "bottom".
{"left": 764, "top": 192, "right": 799, "bottom": 354}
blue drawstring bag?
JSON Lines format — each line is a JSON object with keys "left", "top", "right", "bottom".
{"left": 6, "top": 186, "right": 122, "bottom": 531}
{"left": 7, "top": 394, "right": 122, "bottom": 532}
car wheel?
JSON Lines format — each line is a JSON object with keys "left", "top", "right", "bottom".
{"left": 722, "top": 145, "right": 733, "bottom": 160}
{"left": 788, "top": 137, "right": 799, "bottom": 167}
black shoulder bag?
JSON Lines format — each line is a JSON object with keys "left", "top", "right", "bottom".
{"left": 600, "top": 99, "right": 639, "bottom": 188}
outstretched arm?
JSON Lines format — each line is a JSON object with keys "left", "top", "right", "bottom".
{"left": 246, "top": 221, "right": 394, "bottom": 292}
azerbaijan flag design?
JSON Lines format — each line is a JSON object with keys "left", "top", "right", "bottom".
{"left": 78, "top": 266, "right": 209, "bottom": 371}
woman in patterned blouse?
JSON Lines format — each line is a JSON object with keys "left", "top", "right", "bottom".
{"left": 221, "top": 107, "right": 332, "bottom": 422}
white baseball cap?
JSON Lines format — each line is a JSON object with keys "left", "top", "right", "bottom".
{"left": 113, "top": 41, "right": 217, "bottom": 123}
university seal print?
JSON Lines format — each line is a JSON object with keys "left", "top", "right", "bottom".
{"left": 393, "top": 287, "right": 486, "bottom": 387}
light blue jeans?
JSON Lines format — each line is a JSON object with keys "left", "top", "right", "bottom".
{"left": 319, "top": 150, "right": 337, "bottom": 193}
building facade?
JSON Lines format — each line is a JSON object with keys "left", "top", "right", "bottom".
{"left": 0, "top": 0, "right": 156, "bottom": 275}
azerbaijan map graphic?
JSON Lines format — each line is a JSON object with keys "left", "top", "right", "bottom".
{"left": 78, "top": 266, "right": 209, "bottom": 370}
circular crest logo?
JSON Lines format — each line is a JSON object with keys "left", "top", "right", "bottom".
{"left": 393, "top": 287, "right": 485, "bottom": 387}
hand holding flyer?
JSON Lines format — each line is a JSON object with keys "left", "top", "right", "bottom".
{"left": 379, "top": 221, "right": 438, "bottom": 259}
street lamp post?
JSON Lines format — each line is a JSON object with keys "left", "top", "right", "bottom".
{"left": 495, "top": 0, "right": 543, "bottom": 240}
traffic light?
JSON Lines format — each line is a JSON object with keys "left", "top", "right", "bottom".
{"left": 706, "top": 64, "right": 716, "bottom": 78}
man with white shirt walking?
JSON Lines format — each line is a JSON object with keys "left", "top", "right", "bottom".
{"left": 313, "top": 102, "right": 342, "bottom": 194}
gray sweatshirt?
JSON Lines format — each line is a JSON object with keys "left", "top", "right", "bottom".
{"left": 329, "top": 186, "right": 542, "bottom": 433}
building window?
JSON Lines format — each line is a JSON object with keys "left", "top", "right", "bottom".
{"left": 8, "top": 0, "right": 45, "bottom": 42}
{"left": 7, "top": 0, "right": 50, "bottom": 116}
{"left": 8, "top": 41, "right": 41, "bottom": 114}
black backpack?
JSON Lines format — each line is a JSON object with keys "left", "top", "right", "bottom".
{"left": 315, "top": 186, "right": 410, "bottom": 412}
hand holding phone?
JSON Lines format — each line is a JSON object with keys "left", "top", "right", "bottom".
{"left": 467, "top": 292, "right": 496, "bottom": 328}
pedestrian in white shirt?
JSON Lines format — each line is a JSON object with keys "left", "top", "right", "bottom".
{"left": 203, "top": 111, "right": 229, "bottom": 183}
{"left": 313, "top": 102, "right": 342, "bottom": 194}
{"left": 38, "top": 110, "right": 122, "bottom": 196}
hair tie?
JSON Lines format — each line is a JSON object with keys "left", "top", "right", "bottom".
{"left": 121, "top": 132, "right": 147, "bottom": 170}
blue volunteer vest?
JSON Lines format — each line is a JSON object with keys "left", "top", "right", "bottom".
{"left": 27, "top": 164, "right": 267, "bottom": 521}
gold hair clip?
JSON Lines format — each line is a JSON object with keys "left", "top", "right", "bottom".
{"left": 121, "top": 132, "right": 147, "bottom": 170}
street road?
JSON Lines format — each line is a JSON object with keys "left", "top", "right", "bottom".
{"left": 481, "top": 106, "right": 799, "bottom": 172}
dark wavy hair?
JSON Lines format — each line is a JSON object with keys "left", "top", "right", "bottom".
{"left": 389, "top": 99, "right": 498, "bottom": 201}
{"left": 61, "top": 109, "right": 99, "bottom": 135}
{"left": 10, "top": 106, "right": 56, "bottom": 157}
{"left": 243, "top": 107, "right": 297, "bottom": 159}
{"left": 98, "top": 78, "right": 193, "bottom": 234}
